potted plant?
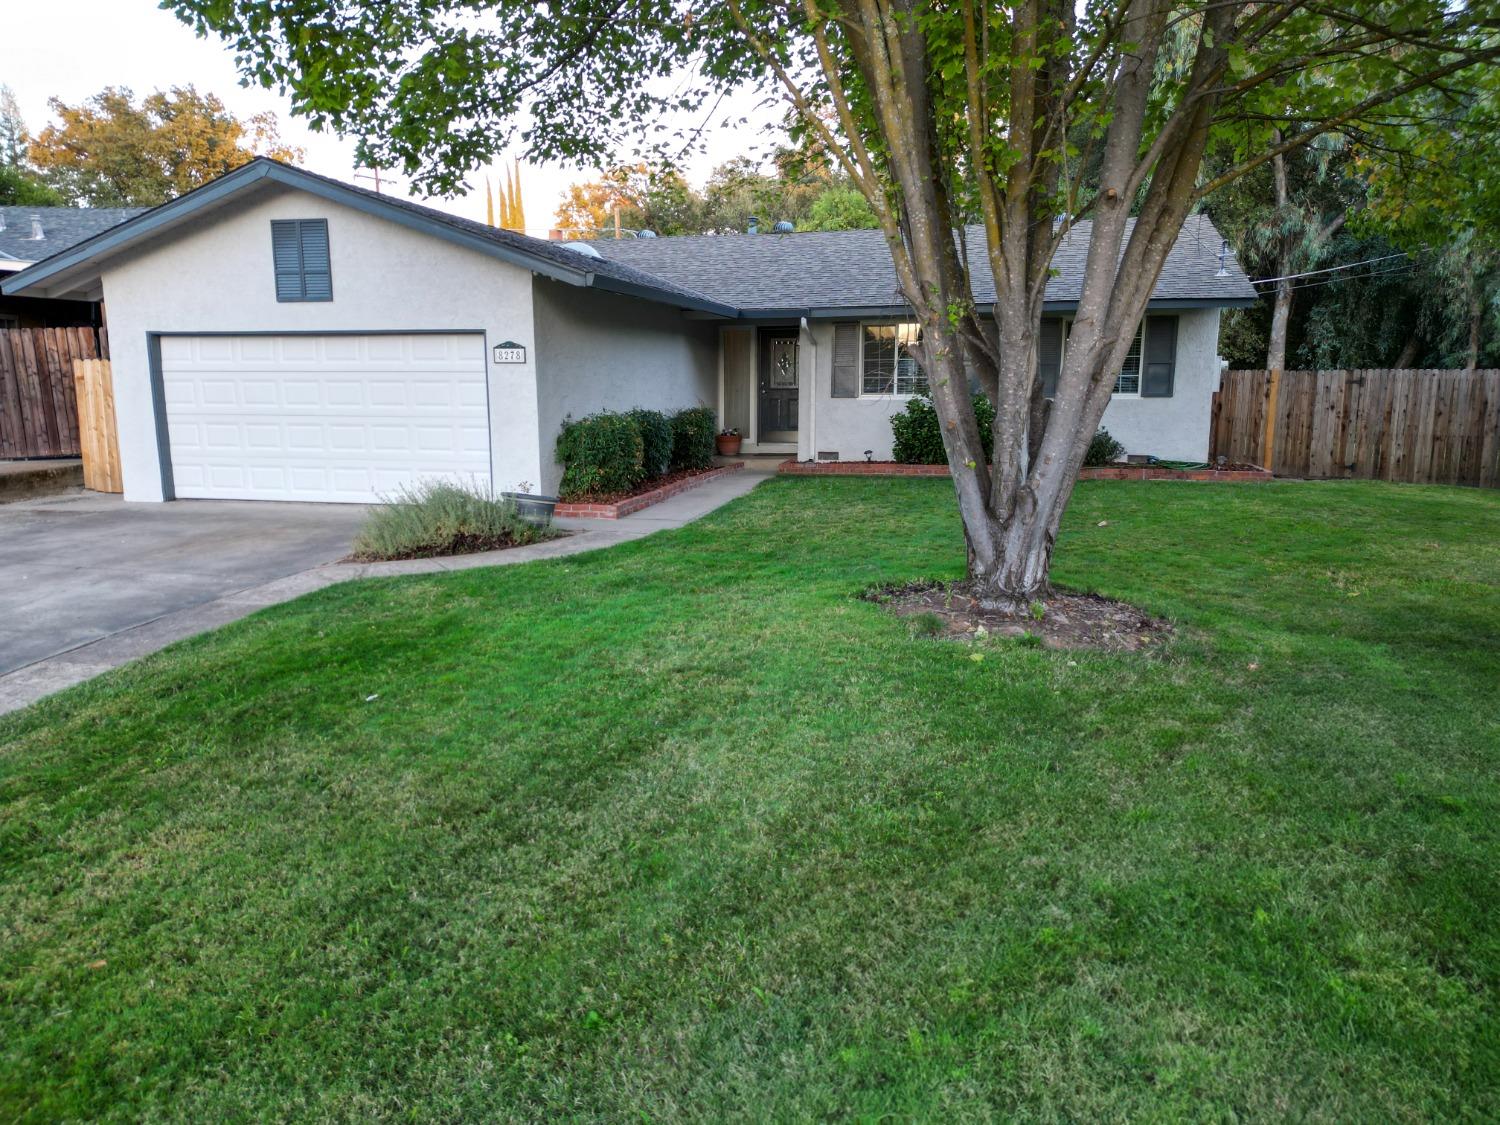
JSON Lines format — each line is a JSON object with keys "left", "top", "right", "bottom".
{"left": 715, "top": 428, "right": 742, "bottom": 456}
{"left": 501, "top": 482, "right": 557, "bottom": 526}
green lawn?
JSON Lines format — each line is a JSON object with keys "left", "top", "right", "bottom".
{"left": 2, "top": 478, "right": 1498, "bottom": 1121}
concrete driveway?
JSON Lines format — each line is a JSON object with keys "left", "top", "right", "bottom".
{"left": 1, "top": 493, "right": 369, "bottom": 677}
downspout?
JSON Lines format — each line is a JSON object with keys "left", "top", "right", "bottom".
{"left": 801, "top": 315, "right": 816, "bottom": 462}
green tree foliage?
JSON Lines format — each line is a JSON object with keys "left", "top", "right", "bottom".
{"left": 800, "top": 185, "right": 877, "bottom": 231}
{"left": 27, "top": 86, "right": 304, "bottom": 206}
{"left": 557, "top": 151, "right": 863, "bottom": 236}
{"left": 0, "top": 165, "right": 66, "bottom": 207}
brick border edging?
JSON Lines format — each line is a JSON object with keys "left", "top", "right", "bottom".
{"left": 555, "top": 462, "right": 747, "bottom": 519}
{"left": 778, "top": 459, "right": 1272, "bottom": 482}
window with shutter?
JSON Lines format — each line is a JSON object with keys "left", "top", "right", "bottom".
{"left": 270, "top": 219, "right": 332, "bottom": 302}
{"left": 831, "top": 322, "right": 860, "bottom": 398}
{"left": 1038, "top": 318, "right": 1063, "bottom": 398}
{"left": 1141, "top": 315, "right": 1178, "bottom": 397}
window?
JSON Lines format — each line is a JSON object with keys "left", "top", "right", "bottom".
{"left": 861, "top": 323, "right": 927, "bottom": 395}
{"left": 0, "top": 315, "right": 18, "bottom": 331}
{"left": 1113, "top": 323, "right": 1143, "bottom": 395}
{"left": 271, "top": 219, "right": 332, "bottom": 302}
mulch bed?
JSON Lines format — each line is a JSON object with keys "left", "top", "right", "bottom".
{"left": 560, "top": 466, "right": 724, "bottom": 505}
{"left": 863, "top": 579, "right": 1172, "bottom": 652}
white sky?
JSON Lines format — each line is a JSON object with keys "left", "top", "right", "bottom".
{"left": 0, "top": 0, "right": 785, "bottom": 233}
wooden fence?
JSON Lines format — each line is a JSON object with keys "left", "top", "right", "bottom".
{"left": 1210, "top": 368, "right": 1500, "bottom": 488}
{"left": 73, "top": 360, "right": 122, "bottom": 492}
{"left": 0, "top": 327, "right": 108, "bottom": 460}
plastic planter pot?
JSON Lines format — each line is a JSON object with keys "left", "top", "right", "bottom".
{"left": 502, "top": 492, "right": 557, "bottom": 527}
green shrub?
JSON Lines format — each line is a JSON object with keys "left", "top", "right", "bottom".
{"left": 891, "top": 394, "right": 995, "bottom": 464}
{"left": 1084, "top": 428, "right": 1125, "bottom": 466}
{"left": 556, "top": 412, "right": 645, "bottom": 499}
{"left": 350, "top": 481, "right": 548, "bottom": 561}
{"left": 628, "top": 408, "right": 674, "bottom": 479}
{"left": 670, "top": 406, "right": 717, "bottom": 471}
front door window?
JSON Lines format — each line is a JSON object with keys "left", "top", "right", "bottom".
{"left": 759, "top": 331, "right": 799, "bottom": 442}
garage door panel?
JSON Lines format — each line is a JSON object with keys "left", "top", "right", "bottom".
{"left": 162, "top": 333, "right": 490, "bottom": 503}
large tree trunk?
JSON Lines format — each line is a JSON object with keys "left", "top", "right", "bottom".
{"left": 1394, "top": 331, "right": 1422, "bottom": 368}
{"left": 792, "top": 0, "right": 1230, "bottom": 611}
{"left": 1265, "top": 148, "right": 1293, "bottom": 373}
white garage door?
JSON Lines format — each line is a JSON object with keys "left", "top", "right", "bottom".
{"left": 160, "top": 333, "right": 491, "bottom": 503}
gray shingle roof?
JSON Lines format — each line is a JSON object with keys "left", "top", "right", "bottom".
{"left": 279, "top": 162, "right": 732, "bottom": 311}
{"left": 584, "top": 212, "right": 1256, "bottom": 313}
{"left": 0, "top": 206, "right": 144, "bottom": 264}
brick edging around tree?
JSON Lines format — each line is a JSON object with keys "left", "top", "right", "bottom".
{"left": 554, "top": 462, "right": 747, "bottom": 519}
{"left": 777, "top": 459, "right": 1272, "bottom": 482}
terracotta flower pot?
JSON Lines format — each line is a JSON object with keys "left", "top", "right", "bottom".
{"left": 715, "top": 434, "right": 742, "bottom": 456}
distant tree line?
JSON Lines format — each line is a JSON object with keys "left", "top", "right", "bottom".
{"left": 0, "top": 84, "right": 302, "bottom": 209}
{"left": 555, "top": 147, "right": 876, "bottom": 237}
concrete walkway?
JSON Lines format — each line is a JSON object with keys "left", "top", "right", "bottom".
{"left": 0, "top": 459, "right": 779, "bottom": 716}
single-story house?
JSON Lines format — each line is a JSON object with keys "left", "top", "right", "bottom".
{"left": 0, "top": 159, "right": 1255, "bottom": 504}
{"left": 0, "top": 206, "right": 144, "bottom": 329}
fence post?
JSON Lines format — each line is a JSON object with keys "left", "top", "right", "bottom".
{"left": 1261, "top": 368, "right": 1282, "bottom": 471}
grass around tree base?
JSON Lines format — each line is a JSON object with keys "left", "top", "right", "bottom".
{"left": 1, "top": 477, "right": 1497, "bottom": 1121}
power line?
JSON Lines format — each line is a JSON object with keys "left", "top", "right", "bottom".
{"left": 1251, "top": 251, "right": 1413, "bottom": 285}
{"left": 1287, "top": 264, "right": 1415, "bottom": 292}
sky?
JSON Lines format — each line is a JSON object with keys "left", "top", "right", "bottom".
{"left": 0, "top": 0, "right": 784, "bottom": 233}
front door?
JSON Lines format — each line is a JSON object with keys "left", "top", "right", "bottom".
{"left": 758, "top": 329, "right": 799, "bottom": 443}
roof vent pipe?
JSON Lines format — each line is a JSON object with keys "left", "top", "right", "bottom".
{"left": 28, "top": 215, "right": 44, "bottom": 240}
{"left": 747, "top": 215, "right": 759, "bottom": 234}
{"left": 0, "top": 212, "right": 6, "bottom": 233}
{"left": 1217, "top": 239, "right": 1233, "bottom": 278}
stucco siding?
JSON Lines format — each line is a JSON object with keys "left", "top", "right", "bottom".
{"left": 799, "top": 320, "right": 916, "bottom": 462}
{"left": 99, "top": 182, "right": 541, "bottom": 502}
{"left": 1098, "top": 308, "right": 1221, "bottom": 461}
{"left": 802, "top": 309, "right": 1222, "bottom": 463}
{"left": 531, "top": 278, "right": 718, "bottom": 495}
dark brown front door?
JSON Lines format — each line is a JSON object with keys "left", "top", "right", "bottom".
{"left": 758, "top": 329, "right": 799, "bottom": 443}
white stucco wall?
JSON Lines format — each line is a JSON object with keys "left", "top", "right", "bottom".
{"left": 800, "top": 308, "right": 1222, "bottom": 462}
{"left": 1098, "top": 307, "right": 1221, "bottom": 461}
{"left": 531, "top": 278, "right": 719, "bottom": 495}
{"left": 98, "top": 183, "right": 542, "bottom": 501}
{"left": 798, "top": 320, "right": 917, "bottom": 462}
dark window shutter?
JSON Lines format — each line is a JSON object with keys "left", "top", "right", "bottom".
{"left": 298, "top": 220, "right": 332, "bottom": 301}
{"left": 271, "top": 219, "right": 332, "bottom": 302}
{"left": 1038, "top": 317, "right": 1063, "bottom": 398}
{"left": 271, "top": 220, "right": 304, "bottom": 301}
{"left": 1141, "top": 315, "right": 1177, "bottom": 397}
{"left": 831, "top": 322, "right": 859, "bottom": 398}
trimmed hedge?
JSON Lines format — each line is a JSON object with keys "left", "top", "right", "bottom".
{"left": 891, "top": 394, "right": 995, "bottom": 464}
{"left": 556, "top": 412, "right": 645, "bottom": 499}
{"left": 670, "top": 406, "right": 717, "bottom": 471}
{"left": 556, "top": 406, "right": 720, "bottom": 500}
{"left": 628, "top": 408, "right": 674, "bottom": 479}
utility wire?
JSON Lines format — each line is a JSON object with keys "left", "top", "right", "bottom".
{"left": 1286, "top": 264, "right": 1415, "bottom": 292}
{"left": 1251, "top": 251, "right": 1413, "bottom": 285}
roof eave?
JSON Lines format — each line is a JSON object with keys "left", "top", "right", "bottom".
{"left": 587, "top": 273, "right": 739, "bottom": 318}
{"left": 2, "top": 158, "right": 602, "bottom": 299}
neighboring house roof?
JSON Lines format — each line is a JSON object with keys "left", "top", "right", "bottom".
{"left": 0, "top": 206, "right": 146, "bottom": 268}
{"left": 585, "top": 212, "right": 1257, "bottom": 315}
{"left": 0, "top": 159, "right": 737, "bottom": 315}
